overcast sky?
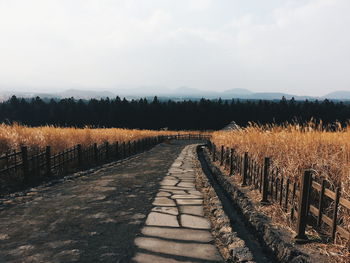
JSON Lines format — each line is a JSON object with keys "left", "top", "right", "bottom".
{"left": 0, "top": 0, "right": 349, "bottom": 96}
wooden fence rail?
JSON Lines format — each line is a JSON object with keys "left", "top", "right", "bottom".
{"left": 207, "top": 141, "right": 350, "bottom": 247}
{"left": 0, "top": 134, "right": 210, "bottom": 192}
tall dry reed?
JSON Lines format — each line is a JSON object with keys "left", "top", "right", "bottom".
{"left": 212, "top": 122, "right": 350, "bottom": 201}
{"left": 0, "top": 124, "right": 200, "bottom": 154}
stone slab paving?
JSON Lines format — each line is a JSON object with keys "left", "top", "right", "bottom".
{"left": 0, "top": 141, "right": 196, "bottom": 263}
{"left": 133, "top": 145, "right": 223, "bottom": 263}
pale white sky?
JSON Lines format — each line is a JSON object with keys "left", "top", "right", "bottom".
{"left": 0, "top": 0, "right": 349, "bottom": 96}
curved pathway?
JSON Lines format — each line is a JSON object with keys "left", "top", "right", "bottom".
{"left": 133, "top": 145, "right": 222, "bottom": 262}
{"left": 0, "top": 141, "right": 221, "bottom": 263}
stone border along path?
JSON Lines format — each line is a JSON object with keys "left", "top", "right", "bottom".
{"left": 133, "top": 145, "right": 223, "bottom": 263}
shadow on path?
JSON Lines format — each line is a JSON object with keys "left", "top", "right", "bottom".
{"left": 0, "top": 141, "right": 199, "bottom": 263}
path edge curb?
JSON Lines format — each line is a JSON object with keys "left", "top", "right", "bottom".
{"left": 200, "top": 146, "right": 318, "bottom": 263}
{"left": 193, "top": 145, "right": 255, "bottom": 263}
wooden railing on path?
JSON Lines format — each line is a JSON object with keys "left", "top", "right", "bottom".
{"left": 207, "top": 141, "right": 350, "bottom": 248}
{"left": 0, "top": 134, "right": 210, "bottom": 194}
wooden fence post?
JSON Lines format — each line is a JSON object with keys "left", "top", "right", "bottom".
{"left": 248, "top": 160, "right": 253, "bottom": 184}
{"left": 45, "top": 146, "right": 51, "bottom": 176}
{"left": 220, "top": 145, "right": 224, "bottom": 166}
{"left": 242, "top": 152, "right": 248, "bottom": 186}
{"left": 212, "top": 144, "right": 216, "bottom": 162}
{"left": 230, "top": 148, "right": 234, "bottom": 176}
{"left": 21, "top": 146, "right": 29, "bottom": 183}
{"left": 261, "top": 165, "right": 264, "bottom": 192}
{"left": 284, "top": 178, "right": 290, "bottom": 211}
{"left": 77, "top": 144, "right": 82, "bottom": 167}
{"left": 290, "top": 182, "right": 297, "bottom": 220}
{"left": 115, "top": 142, "right": 119, "bottom": 159}
{"left": 261, "top": 157, "right": 270, "bottom": 204}
{"left": 123, "top": 142, "right": 126, "bottom": 158}
{"left": 58, "top": 151, "right": 62, "bottom": 171}
{"left": 105, "top": 142, "right": 109, "bottom": 160}
{"left": 5, "top": 152, "right": 9, "bottom": 169}
{"left": 64, "top": 149, "right": 69, "bottom": 175}
{"left": 94, "top": 143, "right": 98, "bottom": 163}
{"left": 207, "top": 140, "right": 212, "bottom": 152}
{"left": 225, "top": 147, "right": 229, "bottom": 169}
{"left": 295, "top": 170, "right": 312, "bottom": 243}
{"left": 317, "top": 180, "right": 326, "bottom": 228}
{"left": 141, "top": 139, "right": 145, "bottom": 152}
{"left": 332, "top": 187, "right": 341, "bottom": 242}
{"left": 280, "top": 176, "right": 284, "bottom": 206}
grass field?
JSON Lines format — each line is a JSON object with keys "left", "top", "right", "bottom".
{"left": 0, "top": 123, "right": 201, "bottom": 154}
{"left": 212, "top": 122, "right": 350, "bottom": 259}
{"left": 211, "top": 122, "right": 350, "bottom": 200}
{"left": 2, "top": 121, "right": 349, "bottom": 198}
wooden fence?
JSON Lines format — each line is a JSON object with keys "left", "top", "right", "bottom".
{"left": 0, "top": 134, "right": 210, "bottom": 192}
{"left": 207, "top": 141, "right": 350, "bottom": 247}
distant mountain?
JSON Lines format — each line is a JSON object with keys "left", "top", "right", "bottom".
{"left": 0, "top": 89, "right": 116, "bottom": 101}
{"left": 240, "top": 92, "right": 315, "bottom": 101}
{"left": 323, "top": 91, "right": 350, "bottom": 100}
{"left": 161, "top": 87, "right": 253, "bottom": 98}
{"left": 58, "top": 89, "right": 115, "bottom": 99}
{"left": 1, "top": 87, "right": 350, "bottom": 101}
{"left": 222, "top": 88, "right": 252, "bottom": 95}
{"left": 173, "top": 87, "right": 201, "bottom": 95}
{"left": 244, "top": 92, "right": 293, "bottom": 100}
{"left": 0, "top": 91, "right": 58, "bottom": 101}
{"left": 158, "top": 87, "right": 315, "bottom": 100}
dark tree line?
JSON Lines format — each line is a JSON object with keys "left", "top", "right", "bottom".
{"left": 1, "top": 95, "right": 350, "bottom": 130}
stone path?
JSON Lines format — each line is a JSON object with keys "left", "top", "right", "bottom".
{"left": 133, "top": 145, "right": 223, "bottom": 263}
{"left": 0, "top": 141, "right": 193, "bottom": 263}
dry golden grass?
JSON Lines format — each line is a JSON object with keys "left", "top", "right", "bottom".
{"left": 212, "top": 122, "right": 350, "bottom": 200}
{"left": 0, "top": 123, "right": 202, "bottom": 154}
{"left": 212, "top": 122, "right": 350, "bottom": 255}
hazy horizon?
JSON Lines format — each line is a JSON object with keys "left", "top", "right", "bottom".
{"left": 1, "top": 0, "right": 349, "bottom": 97}
{"left": 1, "top": 86, "right": 349, "bottom": 99}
